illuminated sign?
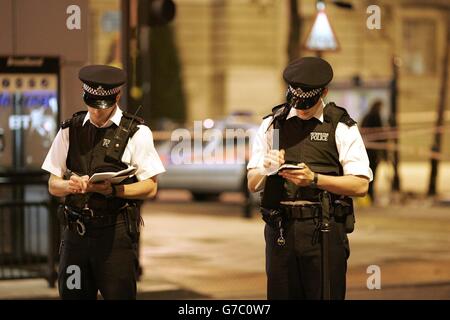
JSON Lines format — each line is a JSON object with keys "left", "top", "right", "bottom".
{"left": 9, "top": 115, "right": 31, "bottom": 130}
{"left": 304, "top": 5, "right": 340, "bottom": 52}
{"left": 0, "top": 92, "right": 57, "bottom": 109}
{"left": 0, "top": 56, "right": 59, "bottom": 169}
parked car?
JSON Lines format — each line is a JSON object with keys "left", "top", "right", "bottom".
{"left": 155, "top": 112, "right": 260, "bottom": 217}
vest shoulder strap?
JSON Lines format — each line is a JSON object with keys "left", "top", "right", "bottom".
{"left": 263, "top": 103, "right": 286, "bottom": 119}
{"left": 324, "top": 103, "right": 357, "bottom": 128}
{"left": 60, "top": 110, "right": 88, "bottom": 129}
{"left": 122, "top": 111, "right": 145, "bottom": 125}
{"left": 340, "top": 111, "right": 357, "bottom": 127}
{"left": 120, "top": 112, "right": 145, "bottom": 137}
{"left": 263, "top": 103, "right": 290, "bottom": 132}
{"left": 103, "top": 113, "right": 145, "bottom": 163}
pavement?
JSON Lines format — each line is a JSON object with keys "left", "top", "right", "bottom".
{"left": 1, "top": 188, "right": 449, "bottom": 300}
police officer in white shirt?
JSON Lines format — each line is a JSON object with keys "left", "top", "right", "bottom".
{"left": 247, "top": 57, "right": 373, "bottom": 300}
{"left": 42, "top": 65, "right": 165, "bottom": 300}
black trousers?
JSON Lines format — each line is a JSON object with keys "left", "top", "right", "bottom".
{"left": 367, "top": 151, "right": 379, "bottom": 202}
{"left": 264, "top": 217, "right": 349, "bottom": 300}
{"left": 58, "top": 215, "right": 138, "bottom": 300}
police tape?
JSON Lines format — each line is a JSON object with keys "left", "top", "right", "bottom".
{"left": 360, "top": 125, "right": 450, "bottom": 141}
{"left": 361, "top": 125, "right": 450, "bottom": 160}
{"left": 364, "top": 141, "right": 450, "bottom": 161}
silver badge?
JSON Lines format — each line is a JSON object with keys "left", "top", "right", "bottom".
{"left": 310, "top": 132, "right": 329, "bottom": 142}
{"left": 102, "top": 138, "right": 111, "bottom": 147}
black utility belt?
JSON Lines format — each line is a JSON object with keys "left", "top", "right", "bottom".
{"left": 281, "top": 205, "right": 321, "bottom": 220}
{"left": 64, "top": 204, "right": 126, "bottom": 219}
{"left": 85, "top": 198, "right": 128, "bottom": 211}
{"left": 58, "top": 204, "right": 127, "bottom": 234}
{"left": 280, "top": 203, "right": 352, "bottom": 221}
{"left": 58, "top": 203, "right": 141, "bottom": 239}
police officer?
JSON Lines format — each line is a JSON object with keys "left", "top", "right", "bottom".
{"left": 247, "top": 57, "right": 373, "bottom": 300}
{"left": 42, "top": 65, "right": 165, "bottom": 300}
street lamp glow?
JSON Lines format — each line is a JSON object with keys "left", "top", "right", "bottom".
{"left": 316, "top": 1, "right": 326, "bottom": 11}
{"left": 203, "top": 118, "right": 214, "bottom": 129}
{"left": 305, "top": 5, "right": 339, "bottom": 51}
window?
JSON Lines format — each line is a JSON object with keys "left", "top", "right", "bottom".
{"left": 402, "top": 18, "right": 437, "bottom": 76}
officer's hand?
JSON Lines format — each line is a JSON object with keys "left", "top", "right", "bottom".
{"left": 68, "top": 175, "right": 89, "bottom": 194}
{"left": 262, "top": 149, "right": 285, "bottom": 175}
{"left": 86, "top": 180, "right": 113, "bottom": 196}
{"left": 278, "top": 162, "right": 314, "bottom": 187}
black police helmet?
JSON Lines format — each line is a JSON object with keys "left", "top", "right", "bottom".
{"left": 283, "top": 57, "right": 333, "bottom": 110}
{"left": 79, "top": 65, "right": 126, "bottom": 109}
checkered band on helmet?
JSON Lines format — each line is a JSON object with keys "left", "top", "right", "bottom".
{"left": 83, "top": 83, "right": 121, "bottom": 96}
{"left": 288, "top": 85, "right": 323, "bottom": 99}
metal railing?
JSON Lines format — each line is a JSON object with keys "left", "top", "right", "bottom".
{"left": 0, "top": 171, "right": 59, "bottom": 287}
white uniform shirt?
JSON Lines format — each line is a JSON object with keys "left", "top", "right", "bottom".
{"left": 247, "top": 104, "right": 373, "bottom": 181}
{"left": 42, "top": 106, "right": 166, "bottom": 181}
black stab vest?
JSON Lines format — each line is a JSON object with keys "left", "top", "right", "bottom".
{"left": 62, "top": 110, "right": 143, "bottom": 211}
{"left": 262, "top": 102, "right": 356, "bottom": 206}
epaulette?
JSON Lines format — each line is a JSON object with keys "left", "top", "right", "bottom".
{"left": 263, "top": 103, "right": 286, "bottom": 120}
{"left": 60, "top": 110, "right": 87, "bottom": 129}
{"left": 324, "top": 103, "right": 356, "bottom": 127}
{"left": 122, "top": 111, "right": 145, "bottom": 125}
{"left": 340, "top": 112, "right": 357, "bottom": 127}
{"left": 263, "top": 103, "right": 290, "bottom": 132}
{"left": 335, "top": 105, "right": 357, "bottom": 127}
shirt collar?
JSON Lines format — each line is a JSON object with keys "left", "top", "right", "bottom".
{"left": 285, "top": 102, "right": 324, "bottom": 123}
{"left": 82, "top": 105, "right": 123, "bottom": 128}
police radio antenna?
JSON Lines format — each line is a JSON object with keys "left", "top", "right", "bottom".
{"left": 126, "top": 105, "right": 142, "bottom": 132}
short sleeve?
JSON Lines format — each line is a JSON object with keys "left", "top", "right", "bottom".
{"left": 41, "top": 128, "right": 70, "bottom": 177}
{"left": 247, "top": 117, "right": 272, "bottom": 170}
{"left": 125, "top": 125, "right": 166, "bottom": 181}
{"left": 335, "top": 123, "right": 373, "bottom": 181}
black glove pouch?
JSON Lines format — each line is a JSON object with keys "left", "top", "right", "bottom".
{"left": 124, "top": 204, "right": 141, "bottom": 243}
